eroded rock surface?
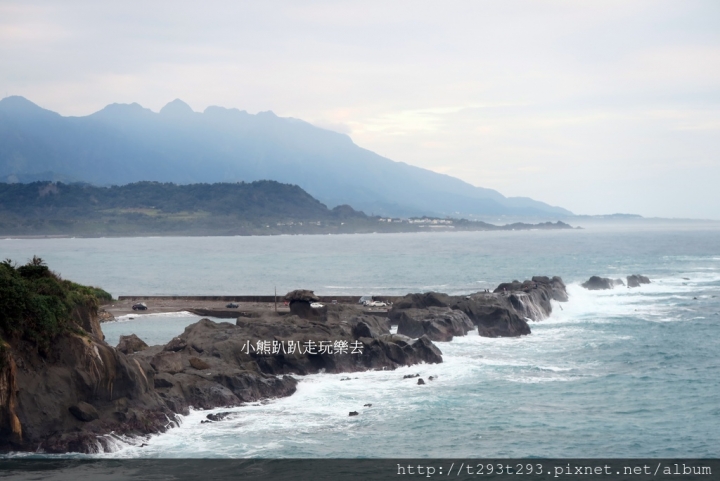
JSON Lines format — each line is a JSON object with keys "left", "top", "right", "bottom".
{"left": 390, "top": 276, "right": 568, "bottom": 338}
{"left": 391, "top": 307, "right": 474, "bottom": 342}
{"left": 3, "top": 299, "right": 442, "bottom": 454}
{"left": 581, "top": 276, "right": 624, "bottom": 290}
{"left": 627, "top": 274, "right": 651, "bottom": 288}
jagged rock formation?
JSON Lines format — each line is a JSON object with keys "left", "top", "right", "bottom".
{"left": 581, "top": 276, "right": 625, "bottom": 290}
{"left": 128, "top": 305, "right": 441, "bottom": 415}
{"left": 390, "top": 307, "right": 474, "bottom": 342}
{"left": 389, "top": 276, "right": 568, "bottom": 338}
{"left": 285, "top": 289, "right": 323, "bottom": 319}
{"left": 627, "top": 274, "right": 651, "bottom": 288}
{"left": 3, "top": 328, "right": 174, "bottom": 453}
{"left": 2, "top": 292, "right": 441, "bottom": 453}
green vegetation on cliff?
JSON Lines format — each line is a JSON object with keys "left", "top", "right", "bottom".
{"left": 0, "top": 180, "right": 373, "bottom": 236}
{"left": 0, "top": 257, "right": 112, "bottom": 354}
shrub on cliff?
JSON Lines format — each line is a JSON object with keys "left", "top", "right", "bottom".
{"left": 0, "top": 257, "right": 112, "bottom": 355}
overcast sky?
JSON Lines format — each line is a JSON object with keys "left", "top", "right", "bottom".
{"left": 1, "top": 1, "right": 719, "bottom": 219}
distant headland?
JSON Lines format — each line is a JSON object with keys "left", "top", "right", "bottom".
{"left": 0, "top": 181, "right": 576, "bottom": 237}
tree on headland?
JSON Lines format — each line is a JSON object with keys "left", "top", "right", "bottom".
{"left": 0, "top": 258, "right": 112, "bottom": 355}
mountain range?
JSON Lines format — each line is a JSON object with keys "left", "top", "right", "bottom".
{"left": 0, "top": 96, "right": 572, "bottom": 218}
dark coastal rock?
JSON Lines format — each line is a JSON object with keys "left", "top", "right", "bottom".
{"left": 189, "top": 357, "right": 211, "bottom": 370}
{"left": 117, "top": 334, "right": 149, "bottom": 354}
{"left": 391, "top": 307, "right": 474, "bottom": 342}
{"left": 392, "top": 292, "right": 452, "bottom": 310}
{"left": 3, "top": 331, "right": 173, "bottom": 454}
{"left": 285, "top": 289, "right": 320, "bottom": 303}
{"left": 581, "top": 276, "right": 619, "bottom": 290}
{"left": 403, "top": 373, "right": 420, "bottom": 379}
{"left": 458, "top": 298, "right": 531, "bottom": 337}
{"left": 627, "top": 274, "right": 651, "bottom": 288}
{"left": 151, "top": 351, "right": 184, "bottom": 374}
{"left": 123, "top": 308, "right": 439, "bottom": 439}
{"left": 417, "top": 378, "right": 425, "bottom": 385}
{"left": 153, "top": 374, "right": 175, "bottom": 388}
{"left": 5, "top": 276, "right": 564, "bottom": 454}
{"left": 206, "top": 411, "right": 233, "bottom": 422}
{"left": 68, "top": 402, "right": 99, "bottom": 422}
{"left": 349, "top": 411, "right": 359, "bottom": 416}
{"left": 285, "top": 289, "right": 322, "bottom": 319}
{"left": 390, "top": 276, "right": 567, "bottom": 338}
{"left": 164, "top": 336, "right": 188, "bottom": 352}
{"left": 532, "top": 276, "right": 569, "bottom": 302}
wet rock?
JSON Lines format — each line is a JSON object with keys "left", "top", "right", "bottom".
{"left": 403, "top": 373, "right": 420, "bottom": 379}
{"left": 627, "top": 274, "right": 651, "bottom": 288}
{"left": 364, "top": 403, "right": 372, "bottom": 407}
{"left": 206, "top": 411, "right": 233, "bottom": 422}
{"left": 117, "top": 334, "right": 149, "bottom": 354}
{"left": 68, "top": 402, "right": 99, "bottom": 422}
{"left": 390, "top": 277, "right": 567, "bottom": 339}
{"left": 582, "top": 276, "right": 617, "bottom": 290}
{"left": 417, "top": 378, "right": 425, "bottom": 385}
{"left": 349, "top": 411, "right": 359, "bottom": 416}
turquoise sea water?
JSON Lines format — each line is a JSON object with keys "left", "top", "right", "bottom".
{"left": 2, "top": 226, "right": 720, "bottom": 457}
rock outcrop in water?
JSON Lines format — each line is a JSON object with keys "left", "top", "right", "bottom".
{"left": 581, "top": 276, "right": 625, "bottom": 290}
{"left": 128, "top": 305, "right": 442, "bottom": 418}
{"left": 389, "top": 276, "right": 568, "bottom": 338}
{"left": 627, "top": 274, "right": 651, "bottom": 288}
{"left": 390, "top": 307, "right": 474, "bottom": 342}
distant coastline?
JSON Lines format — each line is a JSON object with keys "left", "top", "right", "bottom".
{"left": 0, "top": 180, "right": 577, "bottom": 237}
{"left": 0, "top": 221, "right": 576, "bottom": 239}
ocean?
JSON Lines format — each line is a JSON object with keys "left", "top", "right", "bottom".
{"left": 2, "top": 225, "right": 719, "bottom": 458}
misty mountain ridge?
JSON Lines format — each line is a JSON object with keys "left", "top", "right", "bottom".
{"left": 0, "top": 96, "right": 572, "bottom": 218}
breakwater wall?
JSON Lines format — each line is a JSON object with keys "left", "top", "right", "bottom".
{"left": 117, "top": 295, "right": 402, "bottom": 303}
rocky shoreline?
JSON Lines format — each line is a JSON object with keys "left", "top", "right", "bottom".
{"left": 0, "top": 276, "right": 568, "bottom": 454}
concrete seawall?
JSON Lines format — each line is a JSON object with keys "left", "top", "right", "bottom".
{"left": 117, "top": 295, "right": 402, "bottom": 303}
